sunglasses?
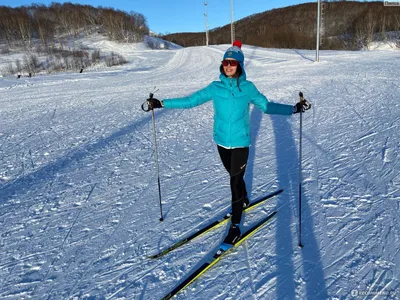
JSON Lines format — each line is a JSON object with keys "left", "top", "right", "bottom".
{"left": 221, "top": 60, "right": 239, "bottom": 67}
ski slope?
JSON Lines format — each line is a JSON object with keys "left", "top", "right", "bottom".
{"left": 0, "top": 42, "right": 399, "bottom": 299}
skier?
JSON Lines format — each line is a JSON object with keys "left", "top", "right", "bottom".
{"left": 146, "top": 41, "right": 309, "bottom": 245}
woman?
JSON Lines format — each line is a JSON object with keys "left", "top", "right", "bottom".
{"left": 147, "top": 41, "right": 308, "bottom": 245}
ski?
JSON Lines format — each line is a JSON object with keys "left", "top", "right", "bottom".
{"left": 162, "top": 210, "right": 278, "bottom": 300}
{"left": 148, "top": 189, "right": 283, "bottom": 259}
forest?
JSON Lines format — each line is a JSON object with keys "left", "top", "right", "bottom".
{"left": 163, "top": 1, "right": 400, "bottom": 50}
{"left": 0, "top": 3, "right": 149, "bottom": 47}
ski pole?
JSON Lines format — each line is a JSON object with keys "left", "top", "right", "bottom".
{"left": 298, "top": 92, "right": 304, "bottom": 248}
{"left": 297, "top": 92, "right": 311, "bottom": 248}
{"left": 151, "top": 108, "right": 164, "bottom": 222}
{"left": 142, "top": 92, "right": 164, "bottom": 221}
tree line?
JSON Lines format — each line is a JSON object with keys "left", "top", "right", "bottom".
{"left": 0, "top": 2, "right": 149, "bottom": 48}
{"left": 3, "top": 47, "right": 128, "bottom": 77}
{"left": 163, "top": 1, "right": 400, "bottom": 50}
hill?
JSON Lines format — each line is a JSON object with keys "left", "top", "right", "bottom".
{"left": 163, "top": 1, "right": 400, "bottom": 50}
{"left": 0, "top": 3, "right": 149, "bottom": 47}
{"left": 0, "top": 2, "right": 182, "bottom": 78}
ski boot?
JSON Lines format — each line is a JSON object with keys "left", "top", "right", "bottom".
{"left": 223, "top": 223, "right": 241, "bottom": 245}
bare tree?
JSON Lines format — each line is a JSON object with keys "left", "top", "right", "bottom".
{"left": 15, "top": 58, "right": 22, "bottom": 73}
{"left": 354, "top": 8, "right": 376, "bottom": 49}
{"left": 82, "top": 5, "right": 99, "bottom": 34}
{"left": 23, "top": 55, "right": 31, "bottom": 73}
{"left": 91, "top": 50, "right": 101, "bottom": 64}
{"left": 29, "top": 54, "right": 40, "bottom": 72}
{"left": 6, "top": 62, "right": 15, "bottom": 75}
{"left": 15, "top": 7, "right": 33, "bottom": 47}
{"left": 0, "top": 7, "right": 16, "bottom": 46}
{"left": 32, "top": 4, "right": 55, "bottom": 46}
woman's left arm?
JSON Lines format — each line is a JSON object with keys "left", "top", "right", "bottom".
{"left": 249, "top": 83, "right": 293, "bottom": 115}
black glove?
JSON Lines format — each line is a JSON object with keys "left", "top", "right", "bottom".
{"left": 293, "top": 100, "right": 311, "bottom": 114}
{"left": 147, "top": 98, "right": 163, "bottom": 110}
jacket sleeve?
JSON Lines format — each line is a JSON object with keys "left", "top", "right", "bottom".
{"left": 163, "top": 84, "right": 213, "bottom": 109}
{"left": 249, "top": 83, "right": 293, "bottom": 115}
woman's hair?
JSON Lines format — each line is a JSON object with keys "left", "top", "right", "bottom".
{"left": 220, "top": 64, "right": 243, "bottom": 91}
{"left": 220, "top": 63, "right": 243, "bottom": 78}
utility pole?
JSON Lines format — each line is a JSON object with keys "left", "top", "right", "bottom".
{"left": 316, "top": 0, "right": 321, "bottom": 62}
{"left": 204, "top": 1, "right": 209, "bottom": 46}
{"left": 320, "top": 1, "right": 326, "bottom": 47}
{"left": 230, "top": 0, "right": 235, "bottom": 44}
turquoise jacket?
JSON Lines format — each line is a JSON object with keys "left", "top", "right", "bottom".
{"left": 163, "top": 71, "right": 293, "bottom": 148}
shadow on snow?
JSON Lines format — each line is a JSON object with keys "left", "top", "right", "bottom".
{"left": 245, "top": 104, "right": 328, "bottom": 299}
{"left": 271, "top": 114, "right": 328, "bottom": 300}
{"left": 0, "top": 110, "right": 167, "bottom": 205}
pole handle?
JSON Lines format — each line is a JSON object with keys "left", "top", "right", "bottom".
{"left": 141, "top": 101, "right": 151, "bottom": 112}
{"left": 299, "top": 92, "right": 312, "bottom": 111}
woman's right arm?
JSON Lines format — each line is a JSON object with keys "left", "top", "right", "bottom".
{"left": 163, "top": 84, "right": 213, "bottom": 109}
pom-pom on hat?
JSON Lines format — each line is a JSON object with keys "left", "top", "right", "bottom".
{"left": 223, "top": 40, "right": 244, "bottom": 67}
{"left": 232, "top": 40, "right": 242, "bottom": 48}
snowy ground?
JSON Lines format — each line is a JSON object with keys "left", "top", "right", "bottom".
{"left": 0, "top": 41, "right": 399, "bottom": 300}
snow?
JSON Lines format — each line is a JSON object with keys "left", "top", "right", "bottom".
{"left": 367, "top": 32, "right": 400, "bottom": 51}
{"left": 368, "top": 40, "right": 399, "bottom": 51}
{"left": 0, "top": 39, "right": 399, "bottom": 300}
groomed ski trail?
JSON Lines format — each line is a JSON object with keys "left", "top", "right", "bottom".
{"left": 0, "top": 42, "right": 399, "bottom": 299}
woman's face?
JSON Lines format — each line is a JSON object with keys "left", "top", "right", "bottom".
{"left": 223, "top": 58, "right": 238, "bottom": 78}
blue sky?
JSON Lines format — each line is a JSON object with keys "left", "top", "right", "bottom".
{"left": 3, "top": 0, "right": 310, "bottom": 34}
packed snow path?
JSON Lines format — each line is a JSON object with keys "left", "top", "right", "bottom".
{"left": 1, "top": 44, "right": 399, "bottom": 299}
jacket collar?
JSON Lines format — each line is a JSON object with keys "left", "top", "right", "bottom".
{"left": 219, "top": 70, "right": 247, "bottom": 88}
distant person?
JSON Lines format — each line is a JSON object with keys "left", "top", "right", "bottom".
{"left": 146, "top": 41, "right": 310, "bottom": 245}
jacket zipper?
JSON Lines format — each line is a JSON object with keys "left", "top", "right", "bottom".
{"left": 229, "top": 78, "right": 233, "bottom": 146}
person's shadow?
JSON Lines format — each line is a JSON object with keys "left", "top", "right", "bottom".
{"left": 245, "top": 105, "right": 329, "bottom": 299}
{"left": 271, "top": 114, "right": 329, "bottom": 299}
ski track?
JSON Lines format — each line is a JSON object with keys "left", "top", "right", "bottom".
{"left": 0, "top": 42, "right": 399, "bottom": 299}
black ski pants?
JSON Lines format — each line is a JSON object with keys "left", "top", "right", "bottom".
{"left": 217, "top": 145, "right": 249, "bottom": 224}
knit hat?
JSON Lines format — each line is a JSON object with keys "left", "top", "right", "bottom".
{"left": 223, "top": 40, "right": 244, "bottom": 67}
